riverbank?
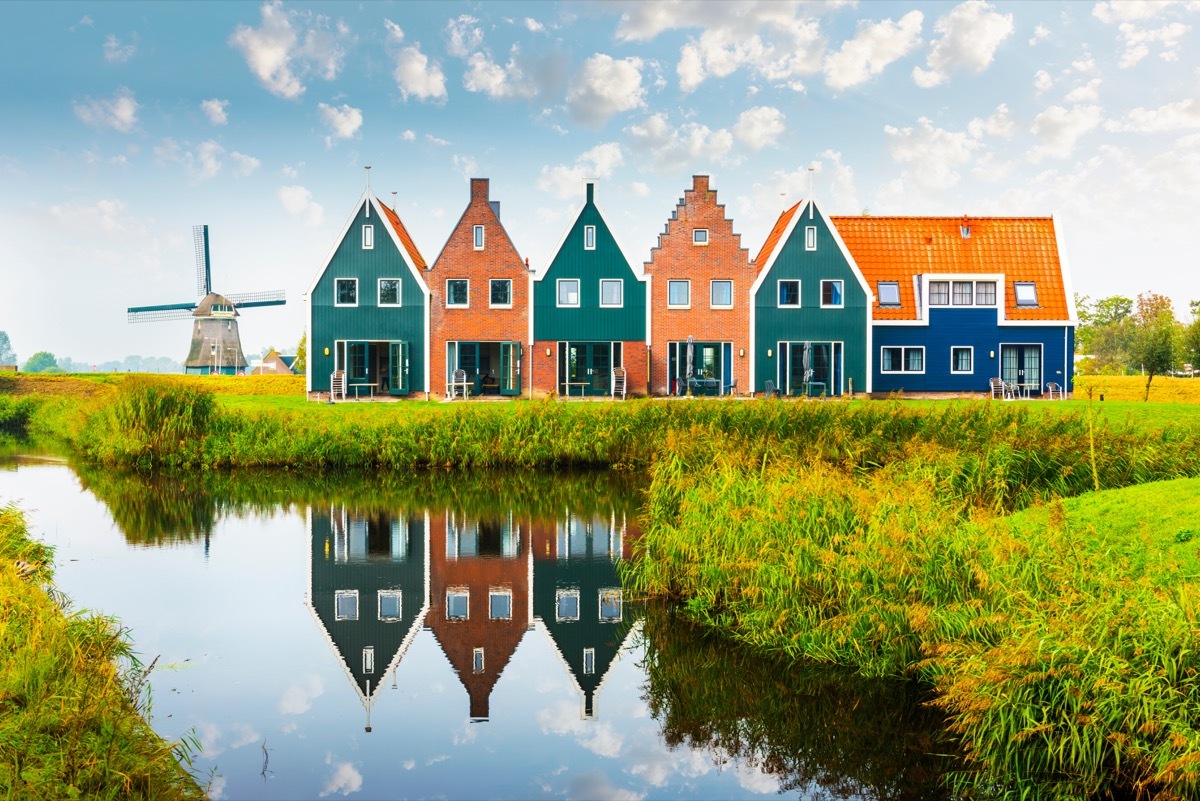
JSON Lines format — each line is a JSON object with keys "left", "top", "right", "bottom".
{"left": 0, "top": 505, "right": 204, "bottom": 800}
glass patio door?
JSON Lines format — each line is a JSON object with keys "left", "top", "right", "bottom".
{"left": 1001, "top": 345, "right": 1042, "bottom": 395}
{"left": 499, "top": 342, "right": 521, "bottom": 396}
{"left": 388, "top": 341, "right": 408, "bottom": 394}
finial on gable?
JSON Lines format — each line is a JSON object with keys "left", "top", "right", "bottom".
{"left": 364, "top": 165, "right": 371, "bottom": 192}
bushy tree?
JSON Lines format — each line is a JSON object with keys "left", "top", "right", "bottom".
{"left": 22, "top": 351, "right": 59, "bottom": 373}
{"left": 294, "top": 332, "right": 307, "bottom": 374}
{"left": 0, "top": 330, "right": 16, "bottom": 365}
{"left": 1075, "top": 294, "right": 1135, "bottom": 374}
{"left": 1130, "top": 292, "right": 1178, "bottom": 401}
{"left": 1184, "top": 300, "right": 1200, "bottom": 375}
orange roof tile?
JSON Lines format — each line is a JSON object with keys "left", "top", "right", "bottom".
{"left": 753, "top": 202, "right": 800, "bottom": 272}
{"left": 378, "top": 197, "right": 427, "bottom": 270}
{"left": 829, "top": 216, "right": 1070, "bottom": 322}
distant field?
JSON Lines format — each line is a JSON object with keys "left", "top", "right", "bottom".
{"left": 1074, "top": 373, "right": 1200, "bottom": 403}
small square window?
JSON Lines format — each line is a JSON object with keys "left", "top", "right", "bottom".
{"left": 951, "top": 347, "right": 973, "bottom": 374}
{"left": 489, "top": 591, "right": 512, "bottom": 620}
{"left": 693, "top": 228, "right": 709, "bottom": 245}
{"left": 473, "top": 225, "right": 484, "bottom": 250}
{"left": 821, "top": 280, "right": 843, "bottom": 308}
{"left": 446, "top": 279, "right": 469, "bottom": 308}
{"left": 1015, "top": 282, "right": 1038, "bottom": 306}
{"left": 473, "top": 647, "right": 485, "bottom": 674}
{"left": 778, "top": 279, "right": 800, "bottom": 308}
{"left": 668, "top": 280, "right": 690, "bottom": 308}
{"left": 805, "top": 226, "right": 817, "bottom": 251}
{"left": 952, "top": 281, "right": 973, "bottom": 305}
{"left": 583, "top": 648, "right": 595, "bottom": 675}
{"left": 929, "top": 281, "right": 949, "bottom": 306}
{"left": 490, "top": 279, "right": 512, "bottom": 307}
{"left": 335, "top": 278, "right": 358, "bottom": 307}
{"left": 975, "top": 281, "right": 997, "bottom": 305}
{"left": 335, "top": 590, "right": 359, "bottom": 621}
{"left": 556, "top": 589, "right": 580, "bottom": 621}
{"left": 378, "top": 278, "right": 401, "bottom": 307}
{"left": 600, "top": 279, "right": 623, "bottom": 307}
{"left": 447, "top": 590, "right": 469, "bottom": 620}
{"left": 599, "top": 589, "right": 622, "bottom": 622}
{"left": 557, "top": 279, "right": 580, "bottom": 307}
{"left": 878, "top": 282, "right": 901, "bottom": 307}
{"left": 362, "top": 224, "right": 374, "bottom": 250}
{"left": 710, "top": 280, "right": 733, "bottom": 308}
{"left": 378, "top": 590, "right": 402, "bottom": 621}
{"left": 584, "top": 225, "right": 596, "bottom": 250}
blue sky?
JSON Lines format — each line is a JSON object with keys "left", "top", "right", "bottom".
{"left": 1, "top": 0, "right": 1197, "bottom": 365}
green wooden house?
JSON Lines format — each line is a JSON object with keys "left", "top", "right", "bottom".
{"left": 532, "top": 183, "right": 647, "bottom": 397}
{"left": 750, "top": 198, "right": 873, "bottom": 396}
{"left": 307, "top": 190, "right": 429, "bottom": 397}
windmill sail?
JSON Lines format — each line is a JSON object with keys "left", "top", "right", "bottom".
{"left": 195, "top": 225, "right": 212, "bottom": 296}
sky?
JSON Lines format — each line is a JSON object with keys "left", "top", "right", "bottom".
{"left": 1, "top": 0, "right": 1198, "bottom": 366}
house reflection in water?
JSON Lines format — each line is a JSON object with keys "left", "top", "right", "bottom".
{"left": 306, "top": 506, "right": 429, "bottom": 731}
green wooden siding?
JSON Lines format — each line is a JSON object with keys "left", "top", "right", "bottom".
{"left": 753, "top": 204, "right": 868, "bottom": 394}
{"left": 311, "top": 201, "right": 426, "bottom": 392}
{"left": 534, "top": 191, "right": 645, "bottom": 343}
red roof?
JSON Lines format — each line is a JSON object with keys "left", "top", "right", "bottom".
{"left": 829, "top": 216, "right": 1070, "bottom": 322}
{"left": 753, "top": 201, "right": 801, "bottom": 271}
{"left": 378, "top": 197, "right": 427, "bottom": 270}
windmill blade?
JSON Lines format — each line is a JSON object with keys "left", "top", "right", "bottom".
{"left": 226, "top": 289, "right": 286, "bottom": 308}
{"left": 194, "top": 225, "right": 211, "bottom": 296}
{"left": 127, "top": 303, "right": 198, "bottom": 323}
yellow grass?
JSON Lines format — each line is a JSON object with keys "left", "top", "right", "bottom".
{"left": 1074, "top": 374, "right": 1200, "bottom": 403}
{"left": 0, "top": 372, "right": 304, "bottom": 398}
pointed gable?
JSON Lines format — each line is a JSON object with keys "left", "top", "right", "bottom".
{"left": 753, "top": 202, "right": 801, "bottom": 274}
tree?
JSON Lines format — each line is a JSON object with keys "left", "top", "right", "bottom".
{"left": 22, "top": 351, "right": 58, "bottom": 373}
{"left": 294, "top": 332, "right": 307, "bottom": 374}
{"left": 1184, "top": 300, "right": 1200, "bottom": 374}
{"left": 1075, "top": 294, "right": 1135, "bottom": 374}
{"left": 1130, "top": 292, "right": 1178, "bottom": 401}
{"left": 0, "top": 330, "right": 15, "bottom": 366}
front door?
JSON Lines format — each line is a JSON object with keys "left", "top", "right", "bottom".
{"left": 1001, "top": 344, "right": 1042, "bottom": 395}
{"left": 499, "top": 342, "right": 521, "bottom": 396}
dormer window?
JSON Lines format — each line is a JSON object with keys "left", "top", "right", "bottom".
{"left": 878, "top": 281, "right": 901, "bottom": 307}
{"left": 805, "top": 226, "right": 817, "bottom": 251}
{"left": 693, "top": 228, "right": 709, "bottom": 245}
{"left": 473, "top": 225, "right": 484, "bottom": 250}
{"left": 362, "top": 224, "right": 374, "bottom": 250}
{"left": 1015, "top": 282, "right": 1038, "bottom": 306}
{"left": 584, "top": 225, "right": 596, "bottom": 250}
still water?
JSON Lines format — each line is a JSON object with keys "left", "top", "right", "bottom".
{"left": 0, "top": 455, "right": 952, "bottom": 801}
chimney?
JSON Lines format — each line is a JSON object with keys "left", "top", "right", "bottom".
{"left": 470, "top": 178, "right": 489, "bottom": 201}
{"left": 586, "top": 182, "right": 594, "bottom": 204}
{"left": 693, "top": 175, "right": 710, "bottom": 193}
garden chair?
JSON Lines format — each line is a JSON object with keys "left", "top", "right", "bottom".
{"left": 989, "top": 377, "right": 1014, "bottom": 400}
{"left": 447, "top": 369, "right": 469, "bottom": 399}
{"left": 1045, "top": 381, "right": 1064, "bottom": 400}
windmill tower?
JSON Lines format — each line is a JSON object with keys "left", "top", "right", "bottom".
{"left": 127, "top": 225, "right": 286, "bottom": 374}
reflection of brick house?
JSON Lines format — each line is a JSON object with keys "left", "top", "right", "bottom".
{"left": 644, "top": 175, "right": 752, "bottom": 396}
{"left": 427, "top": 510, "right": 530, "bottom": 721}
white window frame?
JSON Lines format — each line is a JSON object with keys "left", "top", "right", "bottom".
{"left": 473, "top": 225, "right": 484, "bottom": 250}
{"left": 975, "top": 281, "right": 997, "bottom": 306}
{"left": 777, "top": 279, "right": 801, "bottom": 308}
{"left": 820, "top": 279, "right": 844, "bottom": 309}
{"left": 334, "top": 278, "right": 358, "bottom": 308}
{"left": 556, "top": 589, "right": 580, "bottom": 622}
{"left": 599, "top": 279, "right": 623, "bottom": 308}
{"left": 805, "top": 226, "right": 817, "bottom": 251}
{"left": 446, "top": 588, "right": 469, "bottom": 620}
{"left": 951, "top": 346, "right": 974, "bottom": 374}
{"left": 598, "top": 588, "right": 622, "bottom": 622}
{"left": 880, "top": 346, "right": 925, "bottom": 374}
{"left": 667, "top": 280, "right": 690, "bottom": 309}
{"left": 446, "top": 279, "right": 469, "bottom": 309}
{"left": 378, "top": 590, "right": 403, "bottom": 621}
{"left": 693, "top": 228, "right": 709, "bottom": 246}
{"left": 362, "top": 224, "right": 374, "bottom": 250}
{"left": 928, "top": 281, "right": 950, "bottom": 306}
{"left": 378, "top": 278, "right": 402, "bottom": 308}
{"left": 710, "top": 280, "right": 733, "bottom": 309}
{"left": 557, "top": 278, "right": 580, "bottom": 308}
{"left": 878, "top": 281, "right": 901, "bottom": 307}
{"left": 334, "top": 589, "right": 359, "bottom": 621}
{"left": 1015, "top": 282, "right": 1039, "bottom": 306}
{"left": 363, "top": 647, "right": 375, "bottom": 675}
{"left": 584, "top": 225, "right": 596, "bottom": 250}
{"left": 489, "top": 278, "right": 512, "bottom": 309}
{"left": 952, "top": 281, "right": 974, "bottom": 306}
{"left": 489, "top": 589, "right": 513, "bottom": 620}
{"left": 583, "top": 648, "right": 595, "bottom": 675}
{"left": 473, "top": 647, "right": 485, "bottom": 674}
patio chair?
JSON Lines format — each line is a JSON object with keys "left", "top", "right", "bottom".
{"left": 723, "top": 377, "right": 738, "bottom": 396}
{"left": 447, "top": 369, "right": 469, "bottom": 399}
{"left": 763, "top": 380, "right": 779, "bottom": 399}
{"left": 989, "top": 377, "right": 1014, "bottom": 400}
{"left": 1045, "top": 381, "right": 1064, "bottom": 400}
{"left": 330, "top": 370, "right": 346, "bottom": 402}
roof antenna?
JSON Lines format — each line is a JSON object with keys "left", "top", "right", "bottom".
{"left": 391, "top": 190, "right": 397, "bottom": 212}
{"left": 807, "top": 165, "right": 816, "bottom": 198}
{"left": 364, "top": 165, "right": 372, "bottom": 191}
{"left": 780, "top": 191, "right": 786, "bottom": 211}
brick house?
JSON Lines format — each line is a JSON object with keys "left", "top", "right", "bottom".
{"left": 644, "top": 175, "right": 751, "bottom": 396}
{"left": 429, "top": 179, "right": 530, "bottom": 398}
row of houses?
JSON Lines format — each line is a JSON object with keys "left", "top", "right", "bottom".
{"left": 306, "top": 175, "right": 1076, "bottom": 399}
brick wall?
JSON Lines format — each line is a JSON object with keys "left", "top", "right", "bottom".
{"left": 530, "top": 340, "right": 649, "bottom": 397}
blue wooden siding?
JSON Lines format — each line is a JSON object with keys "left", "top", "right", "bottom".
{"left": 310, "top": 201, "right": 426, "bottom": 392}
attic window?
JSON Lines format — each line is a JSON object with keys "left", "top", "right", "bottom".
{"left": 693, "top": 228, "right": 709, "bottom": 245}
{"left": 447, "top": 589, "right": 469, "bottom": 620}
{"left": 584, "top": 225, "right": 596, "bottom": 250}
{"left": 878, "top": 281, "right": 901, "bottom": 307}
{"left": 1015, "top": 282, "right": 1039, "bottom": 306}
{"left": 583, "top": 648, "right": 595, "bottom": 675}
{"left": 363, "top": 647, "right": 375, "bottom": 675}
{"left": 960, "top": 223, "right": 971, "bottom": 239}
{"left": 473, "top": 648, "right": 484, "bottom": 674}
{"left": 362, "top": 224, "right": 374, "bottom": 250}
{"left": 473, "top": 225, "right": 484, "bottom": 250}
{"left": 805, "top": 226, "right": 817, "bottom": 251}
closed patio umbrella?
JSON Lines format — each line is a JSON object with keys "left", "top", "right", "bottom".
{"left": 685, "top": 335, "right": 694, "bottom": 395}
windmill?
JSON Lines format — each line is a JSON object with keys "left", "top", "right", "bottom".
{"left": 127, "top": 225, "right": 286, "bottom": 374}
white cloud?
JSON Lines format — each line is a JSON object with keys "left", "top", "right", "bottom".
{"left": 1115, "top": 21, "right": 1190, "bottom": 68}
{"left": 815, "top": 149, "right": 860, "bottom": 211}
{"left": 425, "top": 134, "right": 449, "bottom": 146}
{"left": 73, "top": 86, "right": 139, "bottom": 133}
{"left": 195, "top": 140, "right": 223, "bottom": 180}
{"left": 464, "top": 49, "right": 536, "bottom": 99}
{"left": 875, "top": 117, "right": 982, "bottom": 207}
{"left": 537, "top": 142, "right": 624, "bottom": 199}
{"left": 1106, "top": 97, "right": 1200, "bottom": 132}
{"left": 229, "top": 151, "right": 260, "bottom": 177}
{"left": 1029, "top": 104, "right": 1102, "bottom": 161}
{"left": 229, "top": 1, "right": 348, "bottom": 99}
{"left": 566, "top": 54, "right": 646, "bottom": 127}
{"left": 280, "top": 161, "right": 303, "bottom": 178}
{"left": 401, "top": 129, "right": 415, "bottom": 141}
{"left": 525, "top": 17, "right": 544, "bottom": 32}
{"left": 629, "top": 181, "right": 650, "bottom": 197}
{"left": 154, "top": 138, "right": 239, "bottom": 182}
{"left": 278, "top": 675, "right": 324, "bottom": 715}
{"left": 445, "top": 14, "right": 483, "bottom": 58}
{"left": 452, "top": 154, "right": 478, "bottom": 181}
{"left": 1093, "top": 0, "right": 1184, "bottom": 24}
{"left": 201, "top": 98, "right": 229, "bottom": 125}
{"left": 318, "top": 102, "right": 363, "bottom": 146}
{"left": 70, "top": 15, "right": 94, "bottom": 32}
{"left": 1029, "top": 24, "right": 1050, "bottom": 45}
{"left": 1065, "top": 78, "right": 1103, "bottom": 103}
{"left": 626, "top": 113, "right": 734, "bottom": 171}
{"left": 1072, "top": 53, "right": 1098, "bottom": 73}
{"left": 278, "top": 185, "right": 325, "bottom": 226}
{"left": 319, "top": 760, "right": 363, "bottom": 797}
{"left": 1034, "top": 69, "right": 1053, "bottom": 94}
{"left": 384, "top": 23, "right": 447, "bottom": 102}
{"left": 103, "top": 33, "right": 136, "bottom": 63}
{"left": 912, "top": 0, "right": 1014, "bottom": 88}
{"left": 733, "top": 105, "right": 786, "bottom": 150}
{"left": 967, "top": 103, "right": 1015, "bottom": 138}
{"left": 822, "top": 10, "right": 923, "bottom": 91}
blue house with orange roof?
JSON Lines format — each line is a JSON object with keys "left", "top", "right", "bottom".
{"left": 832, "top": 215, "right": 1077, "bottom": 396}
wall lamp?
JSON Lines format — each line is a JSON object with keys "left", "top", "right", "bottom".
{"left": 545, "top": 347, "right": 551, "bottom": 357}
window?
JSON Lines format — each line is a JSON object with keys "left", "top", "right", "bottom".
{"left": 960, "top": 223, "right": 971, "bottom": 239}
{"left": 347, "top": 343, "right": 368, "bottom": 381}
{"left": 599, "top": 589, "right": 622, "bottom": 622}
{"left": 693, "top": 228, "right": 709, "bottom": 245}
{"left": 447, "top": 590, "right": 469, "bottom": 620}
{"left": 951, "top": 347, "right": 973, "bottom": 374}
{"left": 473, "top": 648, "right": 484, "bottom": 674}
{"left": 805, "top": 226, "right": 817, "bottom": 251}
{"left": 489, "top": 279, "right": 512, "bottom": 308}
{"left": 335, "top": 278, "right": 358, "bottom": 307}
{"left": 953, "top": 281, "right": 973, "bottom": 305}
{"left": 878, "top": 281, "right": 901, "bottom": 307}
{"left": 378, "top": 591, "right": 402, "bottom": 621}
{"left": 600, "top": 279, "right": 623, "bottom": 307}
{"left": 584, "top": 225, "right": 596, "bottom": 250}
{"left": 489, "top": 590, "right": 512, "bottom": 620}
{"left": 557, "top": 278, "right": 580, "bottom": 307}
{"left": 335, "top": 590, "right": 359, "bottom": 621}
{"left": 363, "top": 647, "right": 375, "bottom": 675}
{"left": 880, "top": 346, "right": 925, "bottom": 373}
{"left": 929, "top": 281, "right": 949, "bottom": 306}
{"left": 378, "top": 278, "right": 401, "bottom": 307}
{"left": 821, "top": 280, "right": 843, "bottom": 308}
{"left": 1015, "top": 282, "right": 1038, "bottom": 306}
{"left": 583, "top": 648, "right": 595, "bottom": 675}
{"left": 556, "top": 589, "right": 580, "bottom": 621}
{"left": 975, "top": 281, "right": 997, "bottom": 305}
{"left": 667, "top": 280, "right": 690, "bottom": 308}
{"left": 446, "top": 279, "right": 469, "bottom": 308}
{"left": 362, "top": 224, "right": 374, "bottom": 250}
{"left": 473, "top": 225, "right": 484, "bottom": 250}
{"left": 710, "top": 280, "right": 733, "bottom": 308}
{"left": 778, "top": 279, "right": 800, "bottom": 308}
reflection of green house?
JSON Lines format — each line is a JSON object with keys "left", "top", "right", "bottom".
{"left": 532, "top": 512, "right": 638, "bottom": 719}
{"left": 307, "top": 505, "right": 428, "bottom": 731}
